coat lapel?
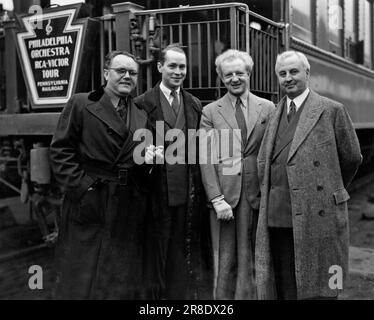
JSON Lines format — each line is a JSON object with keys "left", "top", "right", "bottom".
{"left": 266, "top": 97, "right": 285, "bottom": 162}
{"left": 175, "top": 93, "right": 186, "bottom": 131}
{"left": 217, "top": 94, "right": 241, "bottom": 142}
{"left": 287, "top": 91, "right": 324, "bottom": 162}
{"left": 86, "top": 92, "right": 127, "bottom": 139}
{"left": 139, "top": 84, "right": 164, "bottom": 131}
{"left": 246, "top": 92, "right": 262, "bottom": 140}
{"left": 114, "top": 100, "right": 147, "bottom": 165}
{"left": 182, "top": 88, "right": 200, "bottom": 130}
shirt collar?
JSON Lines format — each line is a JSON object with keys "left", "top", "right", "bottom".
{"left": 287, "top": 88, "right": 310, "bottom": 112}
{"left": 160, "top": 81, "right": 181, "bottom": 99}
{"left": 228, "top": 90, "right": 249, "bottom": 109}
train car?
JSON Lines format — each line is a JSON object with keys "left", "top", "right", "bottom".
{"left": 0, "top": 0, "right": 373, "bottom": 245}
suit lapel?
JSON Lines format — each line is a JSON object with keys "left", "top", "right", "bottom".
{"left": 86, "top": 93, "right": 127, "bottom": 139}
{"left": 217, "top": 94, "right": 241, "bottom": 142}
{"left": 272, "top": 101, "right": 295, "bottom": 160}
{"left": 159, "top": 89, "right": 177, "bottom": 129}
{"left": 287, "top": 91, "right": 324, "bottom": 162}
{"left": 246, "top": 92, "right": 261, "bottom": 140}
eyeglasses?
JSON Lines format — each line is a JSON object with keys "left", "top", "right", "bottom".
{"left": 223, "top": 72, "right": 248, "bottom": 80}
{"left": 108, "top": 68, "right": 138, "bottom": 77}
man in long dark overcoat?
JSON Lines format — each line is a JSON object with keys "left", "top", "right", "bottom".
{"left": 50, "top": 51, "right": 149, "bottom": 299}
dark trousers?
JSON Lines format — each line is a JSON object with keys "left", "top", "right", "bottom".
{"left": 164, "top": 205, "right": 189, "bottom": 299}
{"left": 269, "top": 227, "right": 297, "bottom": 300}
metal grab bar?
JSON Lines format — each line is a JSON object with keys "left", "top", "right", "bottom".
{"left": 134, "top": 2, "right": 284, "bottom": 28}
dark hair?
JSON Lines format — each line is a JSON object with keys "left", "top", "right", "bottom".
{"left": 158, "top": 43, "right": 186, "bottom": 64}
{"left": 104, "top": 50, "right": 138, "bottom": 69}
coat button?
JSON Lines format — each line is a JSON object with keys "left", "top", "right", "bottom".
{"left": 314, "top": 161, "right": 320, "bottom": 167}
{"left": 317, "top": 185, "right": 323, "bottom": 191}
{"left": 238, "top": 172, "right": 241, "bottom": 176}
{"left": 318, "top": 210, "right": 325, "bottom": 217}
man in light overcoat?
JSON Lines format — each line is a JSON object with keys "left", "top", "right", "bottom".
{"left": 255, "top": 50, "right": 362, "bottom": 300}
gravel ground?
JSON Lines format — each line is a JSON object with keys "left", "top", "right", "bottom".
{"left": 2, "top": 178, "right": 374, "bottom": 300}
{"left": 341, "top": 177, "right": 374, "bottom": 300}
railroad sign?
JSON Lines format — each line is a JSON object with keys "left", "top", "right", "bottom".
{"left": 15, "top": 5, "right": 96, "bottom": 109}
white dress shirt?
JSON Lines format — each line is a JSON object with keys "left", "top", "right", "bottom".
{"left": 286, "top": 88, "right": 310, "bottom": 114}
{"left": 159, "top": 81, "right": 181, "bottom": 106}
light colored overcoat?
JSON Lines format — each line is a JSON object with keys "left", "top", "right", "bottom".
{"left": 255, "top": 90, "right": 362, "bottom": 299}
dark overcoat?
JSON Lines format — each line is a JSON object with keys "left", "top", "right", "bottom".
{"left": 255, "top": 90, "right": 362, "bottom": 299}
{"left": 134, "top": 84, "right": 213, "bottom": 299}
{"left": 50, "top": 87, "right": 149, "bottom": 299}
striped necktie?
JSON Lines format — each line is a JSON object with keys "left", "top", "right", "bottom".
{"left": 235, "top": 98, "right": 248, "bottom": 145}
{"left": 117, "top": 97, "right": 128, "bottom": 124}
{"left": 287, "top": 100, "right": 296, "bottom": 123}
{"left": 170, "top": 90, "right": 180, "bottom": 115}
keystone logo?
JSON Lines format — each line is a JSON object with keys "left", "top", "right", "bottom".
{"left": 16, "top": 8, "right": 84, "bottom": 106}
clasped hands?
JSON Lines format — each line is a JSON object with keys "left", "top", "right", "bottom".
{"left": 145, "top": 145, "right": 164, "bottom": 164}
{"left": 212, "top": 196, "right": 234, "bottom": 221}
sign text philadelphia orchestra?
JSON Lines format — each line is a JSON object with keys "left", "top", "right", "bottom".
{"left": 16, "top": 8, "right": 83, "bottom": 106}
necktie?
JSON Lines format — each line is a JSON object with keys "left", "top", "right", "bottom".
{"left": 170, "top": 90, "right": 180, "bottom": 115}
{"left": 235, "top": 98, "right": 248, "bottom": 146}
{"left": 117, "top": 98, "right": 128, "bottom": 124}
{"left": 288, "top": 100, "right": 296, "bottom": 123}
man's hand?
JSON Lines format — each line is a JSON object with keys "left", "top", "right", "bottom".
{"left": 154, "top": 145, "right": 164, "bottom": 163}
{"left": 145, "top": 145, "right": 156, "bottom": 164}
{"left": 145, "top": 145, "right": 164, "bottom": 164}
{"left": 212, "top": 198, "right": 234, "bottom": 221}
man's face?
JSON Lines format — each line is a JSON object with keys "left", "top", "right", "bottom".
{"left": 104, "top": 54, "right": 138, "bottom": 97}
{"left": 220, "top": 58, "right": 250, "bottom": 97}
{"left": 276, "top": 55, "right": 310, "bottom": 99}
{"left": 157, "top": 50, "right": 187, "bottom": 90}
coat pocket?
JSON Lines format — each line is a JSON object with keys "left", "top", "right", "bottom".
{"left": 72, "top": 185, "right": 105, "bottom": 225}
{"left": 333, "top": 188, "right": 350, "bottom": 205}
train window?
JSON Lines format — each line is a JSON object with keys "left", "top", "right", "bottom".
{"left": 290, "top": 0, "right": 314, "bottom": 44}
{"left": 50, "top": 0, "right": 85, "bottom": 4}
{"left": 344, "top": 0, "right": 360, "bottom": 62}
{"left": 328, "top": 0, "right": 343, "bottom": 56}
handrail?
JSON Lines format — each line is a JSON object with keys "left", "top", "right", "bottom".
{"left": 134, "top": 2, "right": 283, "bottom": 29}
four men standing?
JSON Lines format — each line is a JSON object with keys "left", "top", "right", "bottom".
{"left": 50, "top": 46, "right": 361, "bottom": 300}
